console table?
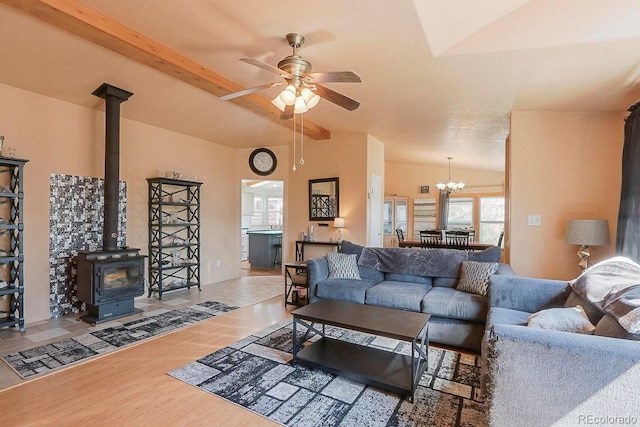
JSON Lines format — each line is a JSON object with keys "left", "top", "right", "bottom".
{"left": 295, "top": 240, "right": 340, "bottom": 261}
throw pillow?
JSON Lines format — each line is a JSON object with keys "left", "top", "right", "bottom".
{"left": 456, "top": 261, "right": 499, "bottom": 296}
{"left": 326, "top": 252, "right": 361, "bottom": 280}
{"left": 527, "top": 306, "right": 596, "bottom": 334}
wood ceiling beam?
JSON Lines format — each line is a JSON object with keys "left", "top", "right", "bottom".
{"left": 0, "top": 0, "right": 331, "bottom": 140}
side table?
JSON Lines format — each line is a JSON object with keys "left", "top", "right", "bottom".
{"left": 284, "top": 262, "right": 309, "bottom": 307}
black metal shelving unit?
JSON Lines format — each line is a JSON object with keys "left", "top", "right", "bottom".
{"left": 0, "top": 157, "right": 27, "bottom": 332}
{"left": 147, "top": 177, "right": 201, "bottom": 300}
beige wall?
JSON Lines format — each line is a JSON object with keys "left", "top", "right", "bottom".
{"left": 385, "top": 162, "right": 504, "bottom": 198}
{"left": 0, "top": 83, "right": 238, "bottom": 323}
{"left": 0, "top": 82, "right": 379, "bottom": 322}
{"left": 236, "top": 145, "right": 290, "bottom": 269}
{"left": 385, "top": 161, "right": 504, "bottom": 237}
{"left": 285, "top": 131, "right": 372, "bottom": 260}
{"left": 510, "top": 111, "right": 624, "bottom": 280}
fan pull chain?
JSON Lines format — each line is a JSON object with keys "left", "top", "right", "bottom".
{"left": 300, "top": 113, "right": 305, "bottom": 165}
{"left": 292, "top": 113, "right": 297, "bottom": 172}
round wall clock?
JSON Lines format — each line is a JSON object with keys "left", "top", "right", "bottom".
{"left": 249, "top": 148, "right": 277, "bottom": 176}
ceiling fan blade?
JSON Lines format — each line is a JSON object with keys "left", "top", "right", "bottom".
{"left": 219, "top": 82, "right": 283, "bottom": 101}
{"left": 240, "top": 58, "right": 293, "bottom": 79}
{"left": 280, "top": 104, "right": 294, "bottom": 120}
{"left": 313, "top": 83, "right": 360, "bottom": 111}
{"left": 306, "top": 71, "right": 362, "bottom": 83}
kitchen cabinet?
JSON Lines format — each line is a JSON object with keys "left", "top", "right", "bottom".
{"left": 247, "top": 230, "right": 281, "bottom": 269}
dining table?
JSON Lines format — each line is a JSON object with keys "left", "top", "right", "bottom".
{"left": 397, "top": 240, "right": 495, "bottom": 251}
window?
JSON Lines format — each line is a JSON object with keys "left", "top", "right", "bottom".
{"left": 479, "top": 196, "right": 504, "bottom": 246}
{"left": 250, "top": 196, "right": 283, "bottom": 227}
{"left": 445, "top": 194, "right": 505, "bottom": 245}
{"left": 447, "top": 197, "right": 473, "bottom": 229}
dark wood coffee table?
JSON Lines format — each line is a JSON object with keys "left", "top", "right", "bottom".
{"left": 292, "top": 299, "right": 429, "bottom": 401}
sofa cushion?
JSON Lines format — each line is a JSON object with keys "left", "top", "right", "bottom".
{"left": 456, "top": 261, "right": 499, "bottom": 296}
{"left": 486, "top": 307, "right": 531, "bottom": 329}
{"left": 467, "top": 246, "right": 502, "bottom": 263}
{"left": 432, "top": 277, "right": 458, "bottom": 288}
{"left": 326, "top": 253, "right": 361, "bottom": 280}
{"left": 365, "top": 280, "right": 432, "bottom": 312}
{"left": 594, "top": 313, "right": 640, "bottom": 341}
{"left": 421, "top": 287, "right": 488, "bottom": 322}
{"left": 527, "top": 306, "right": 596, "bottom": 334}
{"left": 315, "top": 278, "right": 380, "bottom": 304}
{"left": 384, "top": 273, "right": 432, "bottom": 285}
{"left": 564, "top": 290, "right": 604, "bottom": 325}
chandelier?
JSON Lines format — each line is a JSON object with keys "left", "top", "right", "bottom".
{"left": 436, "top": 157, "right": 465, "bottom": 194}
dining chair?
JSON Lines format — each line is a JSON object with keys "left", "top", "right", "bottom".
{"left": 444, "top": 230, "right": 471, "bottom": 247}
{"left": 467, "top": 229, "right": 476, "bottom": 242}
{"left": 395, "top": 228, "right": 405, "bottom": 242}
{"left": 419, "top": 229, "right": 442, "bottom": 247}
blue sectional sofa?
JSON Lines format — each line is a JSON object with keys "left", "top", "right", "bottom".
{"left": 306, "top": 241, "right": 513, "bottom": 352}
{"left": 483, "top": 262, "right": 640, "bottom": 426}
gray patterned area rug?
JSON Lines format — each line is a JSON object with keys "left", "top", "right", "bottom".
{"left": 2, "top": 301, "right": 237, "bottom": 379}
{"left": 169, "top": 319, "right": 485, "bottom": 426}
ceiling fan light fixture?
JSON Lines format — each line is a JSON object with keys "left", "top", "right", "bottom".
{"left": 271, "top": 95, "right": 287, "bottom": 112}
{"left": 279, "top": 85, "right": 297, "bottom": 105}
{"left": 294, "top": 96, "right": 309, "bottom": 114}
{"left": 301, "top": 87, "right": 320, "bottom": 109}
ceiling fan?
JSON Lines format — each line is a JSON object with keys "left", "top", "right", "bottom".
{"left": 220, "top": 33, "right": 361, "bottom": 120}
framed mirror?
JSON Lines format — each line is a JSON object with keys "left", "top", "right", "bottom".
{"left": 309, "top": 177, "right": 339, "bottom": 221}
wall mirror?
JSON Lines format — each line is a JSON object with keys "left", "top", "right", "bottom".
{"left": 309, "top": 177, "right": 339, "bottom": 221}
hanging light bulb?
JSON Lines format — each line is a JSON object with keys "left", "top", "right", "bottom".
{"left": 271, "top": 95, "right": 286, "bottom": 112}
{"left": 294, "top": 96, "right": 309, "bottom": 114}
{"left": 301, "top": 87, "right": 320, "bottom": 109}
{"left": 279, "top": 84, "right": 296, "bottom": 106}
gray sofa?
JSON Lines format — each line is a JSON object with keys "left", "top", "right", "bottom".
{"left": 484, "top": 273, "right": 640, "bottom": 427}
{"left": 306, "top": 241, "right": 513, "bottom": 352}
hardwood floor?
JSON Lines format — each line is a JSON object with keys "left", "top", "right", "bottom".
{"left": 0, "top": 275, "right": 292, "bottom": 426}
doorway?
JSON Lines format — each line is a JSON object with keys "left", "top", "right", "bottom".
{"left": 241, "top": 179, "right": 284, "bottom": 276}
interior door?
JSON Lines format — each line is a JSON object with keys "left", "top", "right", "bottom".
{"left": 369, "top": 174, "right": 383, "bottom": 247}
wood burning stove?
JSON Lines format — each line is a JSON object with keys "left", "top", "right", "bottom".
{"left": 76, "top": 83, "right": 147, "bottom": 324}
{"left": 77, "top": 248, "right": 145, "bottom": 323}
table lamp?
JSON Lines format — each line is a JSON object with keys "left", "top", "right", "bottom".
{"left": 564, "top": 219, "right": 610, "bottom": 270}
{"left": 333, "top": 217, "right": 345, "bottom": 242}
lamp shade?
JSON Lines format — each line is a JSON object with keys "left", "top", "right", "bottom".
{"left": 565, "top": 219, "right": 610, "bottom": 246}
{"left": 333, "top": 217, "right": 345, "bottom": 228}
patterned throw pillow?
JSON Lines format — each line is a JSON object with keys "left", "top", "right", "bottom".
{"left": 456, "top": 261, "right": 499, "bottom": 296}
{"left": 527, "top": 306, "right": 596, "bottom": 334}
{"left": 326, "top": 252, "right": 361, "bottom": 280}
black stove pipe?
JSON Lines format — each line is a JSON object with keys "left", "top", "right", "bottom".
{"left": 92, "top": 83, "right": 133, "bottom": 251}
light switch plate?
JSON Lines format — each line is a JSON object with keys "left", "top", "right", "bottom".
{"left": 528, "top": 215, "right": 542, "bottom": 226}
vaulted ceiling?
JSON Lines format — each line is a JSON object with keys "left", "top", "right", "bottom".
{"left": 2, "top": 0, "right": 640, "bottom": 172}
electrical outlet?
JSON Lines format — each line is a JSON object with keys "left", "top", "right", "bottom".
{"left": 216, "top": 260, "right": 221, "bottom": 267}
{"left": 528, "top": 215, "right": 542, "bottom": 226}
